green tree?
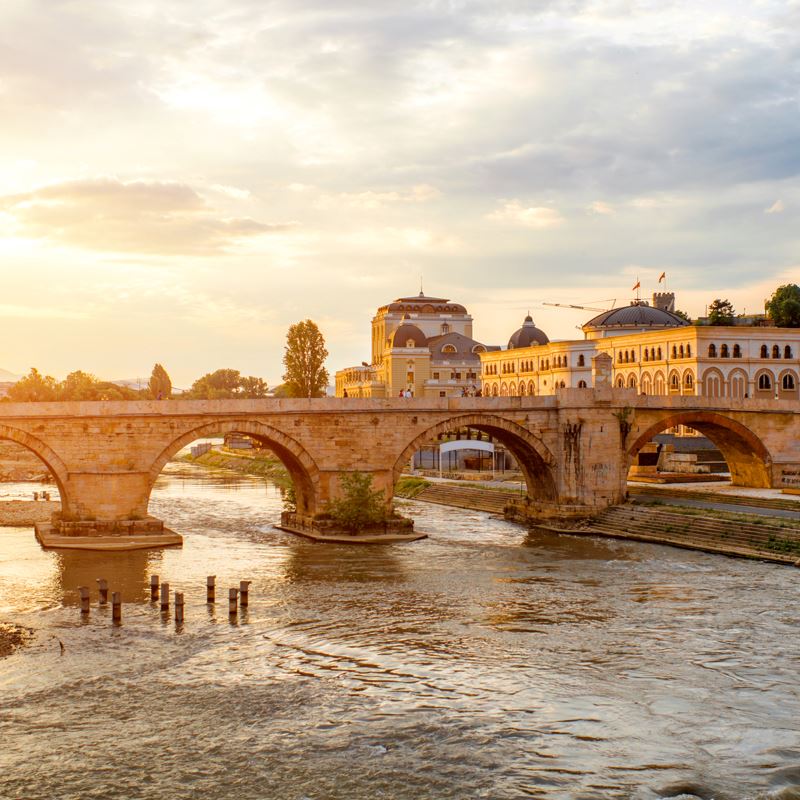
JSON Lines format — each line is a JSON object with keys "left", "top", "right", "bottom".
{"left": 148, "top": 363, "right": 172, "bottom": 399}
{"left": 239, "top": 375, "right": 269, "bottom": 398}
{"left": 187, "top": 369, "right": 269, "bottom": 399}
{"left": 673, "top": 308, "right": 691, "bottom": 322}
{"left": 7, "top": 368, "right": 59, "bottom": 401}
{"left": 327, "top": 471, "right": 387, "bottom": 532}
{"left": 707, "top": 298, "right": 735, "bottom": 326}
{"left": 282, "top": 319, "right": 329, "bottom": 398}
{"left": 59, "top": 370, "right": 100, "bottom": 400}
{"left": 766, "top": 284, "right": 800, "bottom": 328}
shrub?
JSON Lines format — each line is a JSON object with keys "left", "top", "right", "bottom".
{"left": 328, "top": 471, "right": 387, "bottom": 532}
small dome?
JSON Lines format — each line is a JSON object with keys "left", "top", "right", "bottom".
{"left": 508, "top": 315, "right": 549, "bottom": 349}
{"left": 390, "top": 322, "right": 427, "bottom": 348}
{"left": 583, "top": 301, "right": 689, "bottom": 332}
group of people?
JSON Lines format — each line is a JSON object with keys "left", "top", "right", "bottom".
{"left": 460, "top": 385, "right": 482, "bottom": 397}
{"left": 398, "top": 388, "right": 414, "bottom": 398}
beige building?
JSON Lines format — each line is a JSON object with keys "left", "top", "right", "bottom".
{"left": 480, "top": 293, "right": 800, "bottom": 403}
{"left": 336, "top": 292, "right": 497, "bottom": 398}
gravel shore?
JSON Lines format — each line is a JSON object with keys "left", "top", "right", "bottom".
{"left": 0, "top": 500, "right": 60, "bottom": 526}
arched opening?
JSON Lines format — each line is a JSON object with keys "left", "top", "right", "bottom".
{"left": 393, "top": 414, "right": 558, "bottom": 504}
{"left": 0, "top": 424, "right": 71, "bottom": 516}
{"left": 628, "top": 411, "right": 772, "bottom": 488}
{"left": 147, "top": 420, "right": 321, "bottom": 518}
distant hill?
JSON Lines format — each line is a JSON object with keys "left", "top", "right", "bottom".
{"left": 0, "top": 368, "right": 21, "bottom": 382}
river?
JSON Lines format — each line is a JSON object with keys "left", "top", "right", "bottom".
{"left": 1, "top": 462, "right": 799, "bottom": 800}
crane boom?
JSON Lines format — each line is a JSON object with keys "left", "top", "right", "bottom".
{"left": 543, "top": 301, "right": 614, "bottom": 312}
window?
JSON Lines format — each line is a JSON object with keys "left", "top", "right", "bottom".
{"left": 644, "top": 351, "right": 649, "bottom": 362}
{"left": 761, "top": 344, "right": 768, "bottom": 358}
{"left": 618, "top": 352, "right": 624, "bottom": 363}
{"left": 406, "top": 372, "right": 414, "bottom": 382}
{"left": 733, "top": 344, "right": 741, "bottom": 358}
{"left": 578, "top": 380, "right": 587, "bottom": 388}
{"left": 783, "top": 374, "right": 796, "bottom": 391}
{"left": 442, "top": 344, "right": 457, "bottom": 354}
{"left": 440, "top": 323, "right": 450, "bottom": 334}
{"left": 439, "top": 391, "right": 446, "bottom": 397}
{"left": 578, "top": 355, "right": 585, "bottom": 367}
{"left": 708, "top": 344, "right": 717, "bottom": 357}
{"left": 679, "top": 345, "right": 684, "bottom": 358}
{"left": 455, "top": 372, "right": 461, "bottom": 380}
{"left": 684, "top": 373, "right": 694, "bottom": 389}
{"left": 670, "top": 373, "right": 680, "bottom": 389}
{"left": 672, "top": 345, "right": 677, "bottom": 358}
{"left": 720, "top": 344, "right": 729, "bottom": 358}
{"left": 616, "top": 376, "right": 625, "bottom": 387}
{"left": 785, "top": 346, "right": 793, "bottom": 359}
{"left": 406, "top": 339, "right": 416, "bottom": 348}
{"left": 657, "top": 347, "right": 663, "bottom": 360}
{"left": 630, "top": 351, "right": 636, "bottom": 363}
{"left": 758, "top": 373, "right": 772, "bottom": 390}
{"left": 628, "top": 375, "right": 637, "bottom": 389}
{"left": 687, "top": 344, "right": 691, "bottom": 357}
{"left": 772, "top": 344, "right": 780, "bottom": 359}
{"left": 433, "top": 372, "right": 440, "bottom": 380}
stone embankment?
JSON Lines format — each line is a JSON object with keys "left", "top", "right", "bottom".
{"left": 0, "top": 500, "right": 60, "bottom": 526}
{"left": 398, "top": 479, "right": 800, "bottom": 566}
{"left": 628, "top": 485, "right": 800, "bottom": 513}
{"left": 576, "top": 505, "right": 800, "bottom": 566}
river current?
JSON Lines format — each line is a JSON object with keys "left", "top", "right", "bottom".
{"left": 1, "top": 463, "right": 799, "bottom": 800}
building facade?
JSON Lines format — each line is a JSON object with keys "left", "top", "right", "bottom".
{"left": 336, "top": 292, "right": 497, "bottom": 398}
{"left": 480, "top": 294, "right": 800, "bottom": 403}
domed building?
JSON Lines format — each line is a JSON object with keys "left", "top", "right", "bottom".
{"left": 335, "top": 292, "right": 498, "bottom": 398}
{"left": 507, "top": 315, "right": 550, "bottom": 349}
{"left": 582, "top": 297, "right": 690, "bottom": 339}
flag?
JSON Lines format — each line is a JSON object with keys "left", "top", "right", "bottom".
{"left": 632, "top": 280, "right": 641, "bottom": 291}
{"left": 658, "top": 271, "right": 666, "bottom": 283}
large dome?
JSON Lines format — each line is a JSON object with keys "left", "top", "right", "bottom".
{"left": 390, "top": 321, "right": 427, "bottom": 348}
{"left": 583, "top": 301, "right": 689, "bottom": 334}
{"left": 508, "top": 315, "right": 550, "bottom": 349}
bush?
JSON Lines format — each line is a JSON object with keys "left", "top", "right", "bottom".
{"left": 328, "top": 471, "right": 387, "bottom": 532}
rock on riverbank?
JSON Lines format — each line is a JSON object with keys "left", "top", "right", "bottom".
{"left": 0, "top": 500, "right": 60, "bottom": 527}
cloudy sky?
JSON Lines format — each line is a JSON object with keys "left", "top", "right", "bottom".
{"left": 1, "top": 0, "right": 798, "bottom": 387}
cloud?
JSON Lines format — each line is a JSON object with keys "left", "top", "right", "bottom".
{"left": 589, "top": 201, "right": 615, "bottom": 215}
{"left": 765, "top": 199, "right": 785, "bottom": 214}
{"left": 313, "top": 184, "right": 441, "bottom": 210}
{"left": 486, "top": 201, "right": 565, "bottom": 229}
{"left": 0, "top": 178, "right": 296, "bottom": 254}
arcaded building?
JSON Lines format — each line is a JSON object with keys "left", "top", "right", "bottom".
{"left": 480, "top": 293, "right": 800, "bottom": 402}
{"left": 335, "top": 292, "right": 498, "bottom": 398}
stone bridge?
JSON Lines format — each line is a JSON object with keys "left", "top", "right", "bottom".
{"left": 0, "top": 389, "right": 797, "bottom": 541}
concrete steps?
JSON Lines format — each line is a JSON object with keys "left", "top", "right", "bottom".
{"left": 628, "top": 485, "right": 800, "bottom": 513}
{"left": 587, "top": 505, "right": 800, "bottom": 564}
{"left": 410, "top": 484, "right": 513, "bottom": 514}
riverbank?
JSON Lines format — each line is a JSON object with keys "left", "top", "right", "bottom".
{"left": 179, "top": 448, "right": 290, "bottom": 484}
{"left": 0, "top": 623, "right": 33, "bottom": 658}
{"left": 0, "top": 500, "right": 60, "bottom": 526}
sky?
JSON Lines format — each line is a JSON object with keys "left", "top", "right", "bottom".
{"left": 0, "top": 0, "right": 798, "bottom": 388}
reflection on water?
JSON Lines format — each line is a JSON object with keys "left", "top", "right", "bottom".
{"left": 0, "top": 462, "right": 799, "bottom": 800}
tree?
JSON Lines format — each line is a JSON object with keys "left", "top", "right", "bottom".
{"left": 673, "top": 308, "right": 691, "bottom": 322}
{"left": 148, "top": 363, "right": 172, "bottom": 399}
{"left": 282, "top": 319, "right": 329, "bottom": 398}
{"left": 187, "top": 369, "right": 268, "bottom": 399}
{"left": 60, "top": 370, "right": 100, "bottom": 401}
{"left": 327, "top": 472, "right": 387, "bottom": 532}
{"left": 7, "top": 368, "right": 59, "bottom": 401}
{"left": 707, "top": 298, "right": 735, "bottom": 326}
{"left": 766, "top": 284, "right": 800, "bottom": 328}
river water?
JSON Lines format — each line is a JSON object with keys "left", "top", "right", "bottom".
{"left": 1, "top": 463, "right": 799, "bottom": 800}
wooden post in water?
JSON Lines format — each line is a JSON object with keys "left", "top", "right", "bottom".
{"left": 112, "top": 592, "right": 121, "bottom": 623}
{"left": 239, "top": 581, "right": 252, "bottom": 608}
{"left": 206, "top": 575, "right": 216, "bottom": 604}
{"left": 78, "top": 586, "right": 90, "bottom": 615}
{"left": 228, "top": 588, "right": 239, "bottom": 616}
{"left": 160, "top": 582, "right": 170, "bottom": 612}
{"left": 97, "top": 578, "right": 108, "bottom": 605}
{"left": 150, "top": 575, "right": 159, "bottom": 602}
{"left": 174, "top": 592, "right": 184, "bottom": 623}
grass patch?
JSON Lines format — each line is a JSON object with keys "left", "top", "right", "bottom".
{"left": 395, "top": 476, "right": 431, "bottom": 498}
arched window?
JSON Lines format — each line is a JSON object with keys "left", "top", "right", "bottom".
{"left": 679, "top": 345, "right": 684, "bottom": 358}
{"left": 733, "top": 344, "right": 741, "bottom": 358}
{"left": 760, "top": 344, "right": 768, "bottom": 358}
{"left": 782, "top": 373, "right": 796, "bottom": 391}
{"left": 651, "top": 348, "right": 656, "bottom": 361}
{"left": 672, "top": 345, "right": 677, "bottom": 358}
{"left": 628, "top": 374, "right": 637, "bottom": 389}
{"left": 730, "top": 371, "right": 746, "bottom": 399}
{"left": 618, "top": 352, "right": 623, "bottom": 363}
{"left": 720, "top": 344, "right": 729, "bottom": 358}
{"left": 519, "top": 383, "right": 526, "bottom": 396}
{"left": 772, "top": 344, "right": 780, "bottom": 359}
{"left": 758, "top": 373, "right": 772, "bottom": 391}
{"left": 654, "top": 373, "right": 665, "bottom": 394}
{"left": 643, "top": 350, "right": 649, "bottom": 362}
{"left": 528, "top": 381, "right": 536, "bottom": 395}
{"left": 442, "top": 343, "right": 457, "bottom": 354}
{"left": 687, "top": 344, "right": 692, "bottom": 357}
{"left": 492, "top": 384, "right": 499, "bottom": 397}
{"left": 657, "top": 347, "right": 663, "bottom": 360}
{"left": 670, "top": 373, "right": 680, "bottom": 390}
{"left": 705, "top": 371, "right": 722, "bottom": 398}
{"left": 785, "top": 345, "right": 793, "bottom": 359}
{"left": 641, "top": 375, "right": 651, "bottom": 394}
{"left": 708, "top": 343, "right": 717, "bottom": 357}
{"left": 684, "top": 372, "right": 694, "bottom": 391}
{"left": 440, "top": 323, "right": 450, "bottom": 334}
{"left": 578, "top": 354, "right": 585, "bottom": 367}
{"left": 616, "top": 376, "right": 625, "bottom": 388}
{"left": 578, "top": 380, "right": 587, "bottom": 388}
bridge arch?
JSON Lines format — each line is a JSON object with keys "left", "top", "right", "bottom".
{"left": 628, "top": 410, "right": 773, "bottom": 488}
{"left": 147, "top": 419, "right": 321, "bottom": 515}
{"left": 391, "top": 413, "right": 558, "bottom": 501}
{"left": 0, "top": 424, "right": 71, "bottom": 515}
